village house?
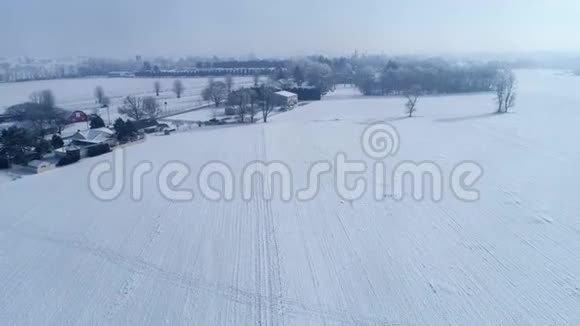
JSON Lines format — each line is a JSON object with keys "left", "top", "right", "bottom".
{"left": 69, "top": 127, "right": 116, "bottom": 147}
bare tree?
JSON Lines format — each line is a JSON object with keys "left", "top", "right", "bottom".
{"left": 27, "top": 90, "right": 66, "bottom": 134}
{"left": 404, "top": 85, "right": 421, "bottom": 117}
{"left": 202, "top": 81, "right": 228, "bottom": 107}
{"left": 247, "top": 89, "right": 258, "bottom": 123}
{"left": 154, "top": 81, "right": 161, "bottom": 97}
{"left": 259, "top": 86, "right": 275, "bottom": 123}
{"left": 495, "top": 73, "right": 506, "bottom": 113}
{"left": 228, "top": 89, "right": 250, "bottom": 123}
{"left": 118, "top": 95, "right": 145, "bottom": 120}
{"left": 496, "top": 70, "right": 517, "bottom": 113}
{"left": 94, "top": 86, "right": 106, "bottom": 106}
{"left": 173, "top": 79, "right": 184, "bottom": 98}
{"left": 495, "top": 69, "right": 517, "bottom": 113}
{"left": 29, "top": 90, "right": 55, "bottom": 108}
{"left": 7, "top": 100, "right": 66, "bottom": 135}
{"left": 142, "top": 96, "right": 160, "bottom": 119}
{"left": 225, "top": 75, "right": 234, "bottom": 94}
{"left": 504, "top": 74, "right": 516, "bottom": 112}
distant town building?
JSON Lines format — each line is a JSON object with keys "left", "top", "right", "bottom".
{"left": 107, "top": 71, "right": 135, "bottom": 78}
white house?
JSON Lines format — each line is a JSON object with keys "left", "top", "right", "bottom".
{"left": 27, "top": 160, "right": 56, "bottom": 174}
{"left": 69, "top": 127, "right": 116, "bottom": 147}
{"left": 273, "top": 91, "right": 298, "bottom": 108}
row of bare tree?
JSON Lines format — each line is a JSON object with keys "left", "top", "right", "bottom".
{"left": 200, "top": 77, "right": 276, "bottom": 123}
{"left": 89, "top": 79, "right": 184, "bottom": 121}
{"left": 402, "top": 69, "right": 517, "bottom": 118}
{"left": 96, "top": 79, "right": 185, "bottom": 106}
{"left": 152, "top": 80, "right": 185, "bottom": 98}
{"left": 115, "top": 76, "right": 238, "bottom": 121}
{"left": 227, "top": 87, "right": 276, "bottom": 123}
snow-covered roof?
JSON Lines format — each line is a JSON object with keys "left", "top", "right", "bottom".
{"left": 28, "top": 160, "right": 52, "bottom": 168}
{"left": 54, "top": 145, "right": 80, "bottom": 154}
{"left": 275, "top": 91, "right": 298, "bottom": 98}
{"left": 91, "top": 127, "right": 114, "bottom": 135}
{"left": 71, "top": 127, "right": 114, "bottom": 144}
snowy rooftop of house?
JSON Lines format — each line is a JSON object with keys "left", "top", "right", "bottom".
{"left": 54, "top": 145, "right": 81, "bottom": 153}
{"left": 275, "top": 91, "right": 297, "bottom": 98}
{"left": 71, "top": 127, "right": 114, "bottom": 144}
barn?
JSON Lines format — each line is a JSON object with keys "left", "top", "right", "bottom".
{"left": 68, "top": 110, "right": 88, "bottom": 123}
{"left": 272, "top": 91, "right": 298, "bottom": 108}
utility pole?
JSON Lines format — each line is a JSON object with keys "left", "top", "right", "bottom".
{"left": 106, "top": 105, "right": 111, "bottom": 126}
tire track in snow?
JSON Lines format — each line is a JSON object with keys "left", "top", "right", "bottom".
{"left": 250, "top": 126, "right": 285, "bottom": 325}
{"left": 260, "top": 126, "right": 285, "bottom": 326}
{"left": 5, "top": 224, "right": 393, "bottom": 324}
{"left": 104, "top": 203, "right": 173, "bottom": 321}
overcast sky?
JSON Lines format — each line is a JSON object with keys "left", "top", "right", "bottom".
{"left": 1, "top": 0, "right": 579, "bottom": 58}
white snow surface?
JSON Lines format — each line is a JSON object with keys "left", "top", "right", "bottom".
{"left": 1, "top": 70, "right": 580, "bottom": 325}
{"left": 168, "top": 106, "right": 225, "bottom": 122}
{"left": 0, "top": 76, "right": 256, "bottom": 117}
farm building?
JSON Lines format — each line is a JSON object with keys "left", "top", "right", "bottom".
{"left": 26, "top": 160, "right": 56, "bottom": 174}
{"left": 69, "top": 127, "right": 116, "bottom": 147}
{"left": 287, "top": 87, "right": 322, "bottom": 101}
{"left": 68, "top": 111, "right": 88, "bottom": 124}
{"left": 272, "top": 91, "right": 298, "bottom": 107}
{"left": 54, "top": 145, "right": 81, "bottom": 158}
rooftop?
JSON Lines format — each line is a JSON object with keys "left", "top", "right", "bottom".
{"left": 275, "top": 90, "right": 297, "bottom": 98}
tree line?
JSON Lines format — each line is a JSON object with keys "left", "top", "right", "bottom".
{"left": 1, "top": 89, "right": 67, "bottom": 165}
{"left": 135, "top": 68, "right": 273, "bottom": 78}
{"left": 353, "top": 60, "right": 498, "bottom": 96}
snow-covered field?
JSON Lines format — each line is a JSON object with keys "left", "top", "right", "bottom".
{"left": 0, "top": 76, "right": 256, "bottom": 118}
{"left": 1, "top": 69, "right": 580, "bottom": 325}
{"left": 167, "top": 106, "right": 226, "bottom": 122}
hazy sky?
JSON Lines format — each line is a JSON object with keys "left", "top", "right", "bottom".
{"left": 1, "top": 0, "right": 579, "bottom": 58}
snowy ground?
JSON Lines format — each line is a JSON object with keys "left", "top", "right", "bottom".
{"left": 0, "top": 171, "right": 19, "bottom": 185}
{"left": 167, "top": 106, "right": 226, "bottom": 122}
{"left": 1, "top": 69, "right": 580, "bottom": 325}
{"left": 0, "top": 76, "right": 257, "bottom": 120}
